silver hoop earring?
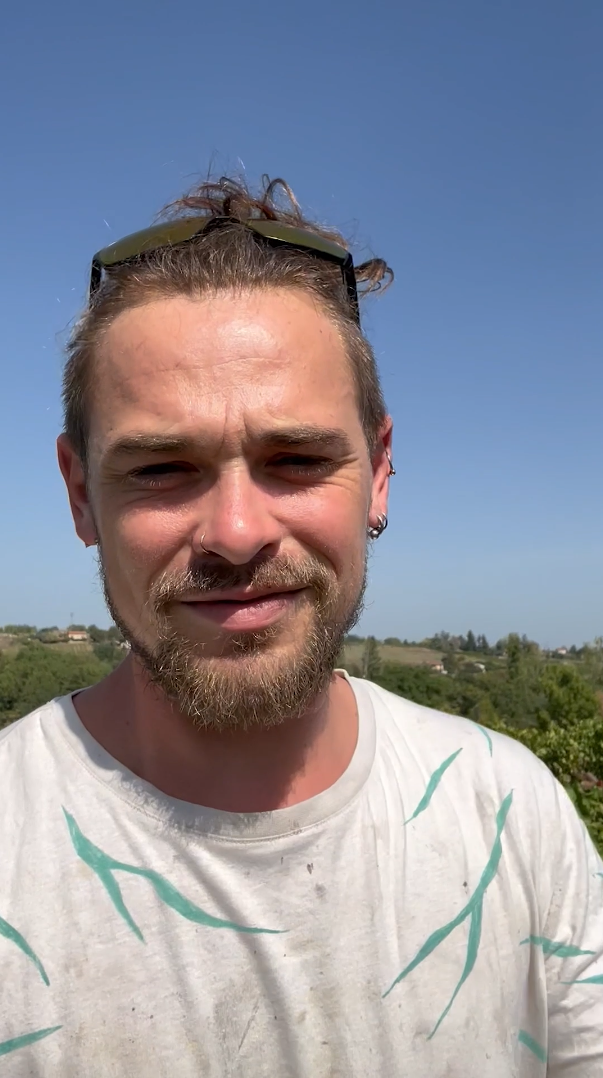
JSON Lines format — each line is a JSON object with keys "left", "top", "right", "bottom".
{"left": 199, "top": 533, "right": 211, "bottom": 555}
{"left": 368, "top": 514, "right": 388, "bottom": 540}
{"left": 386, "top": 450, "right": 396, "bottom": 477}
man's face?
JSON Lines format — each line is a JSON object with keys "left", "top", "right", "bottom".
{"left": 59, "top": 288, "right": 391, "bottom": 728}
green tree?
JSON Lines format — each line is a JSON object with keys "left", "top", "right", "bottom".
{"left": 465, "top": 630, "right": 477, "bottom": 653}
{"left": 36, "top": 628, "right": 63, "bottom": 644}
{"left": 505, "top": 634, "right": 522, "bottom": 679}
{"left": 509, "top": 667, "right": 603, "bottom": 784}
{"left": 538, "top": 664, "right": 600, "bottom": 729}
{"left": 362, "top": 637, "right": 381, "bottom": 680}
{"left": 442, "top": 647, "right": 458, "bottom": 675}
{"left": 92, "top": 643, "right": 124, "bottom": 667}
{"left": 430, "top": 631, "right": 451, "bottom": 650}
{"left": 376, "top": 665, "right": 451, "bottom": 710}
{"left": 87, "top": 624, "right": 123, "bottom": 644}
{"left": 383, "top": 637, "right": 403, "bottom": 647}
{"left": 582, "top": 638, "right": 603, "bottom": 690}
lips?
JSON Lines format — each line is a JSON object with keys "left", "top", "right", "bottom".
{"left": 183, "top": 586, "right": 302, "bottom": 604}
{"left": 180, "top": 588, "right": 306, "bottom": 632}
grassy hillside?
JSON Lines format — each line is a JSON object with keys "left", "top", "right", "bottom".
{"left": 343, "top": 643, "right": 444, "bottom": 667}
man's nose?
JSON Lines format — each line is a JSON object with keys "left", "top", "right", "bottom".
{"left": 191, "top": 467, "right": 282, "bottom": 565}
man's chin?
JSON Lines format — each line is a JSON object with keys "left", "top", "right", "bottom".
{"left": 175, "top": 630, "right": 284, "bottom": 664}
{"left": 123, "top": 613, "right": 341, "bottom": 731}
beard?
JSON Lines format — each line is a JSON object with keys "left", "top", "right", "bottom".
{"left": 98, "top": 548, "right": 366, "bottom": 732}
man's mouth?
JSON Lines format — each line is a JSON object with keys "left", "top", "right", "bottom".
{"left": 179, "top": 587, "right": 307, "bottom": 631}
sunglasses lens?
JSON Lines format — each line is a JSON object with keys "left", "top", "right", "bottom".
{"left": 96, "top": 219, "right": 207, "bottom": 268}
{"left": 247, "top": 222, "right": 348, "bottom": 263}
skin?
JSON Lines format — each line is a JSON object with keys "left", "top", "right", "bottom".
{"left": 57, "top": 288, "right": 392, "bottom": 811}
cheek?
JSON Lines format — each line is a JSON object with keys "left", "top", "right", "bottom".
{"left": 285, "top": 487, "right": 367, "bottom": 572}
{"left": 100, "top": 503, "right": 192, "bottom": 578}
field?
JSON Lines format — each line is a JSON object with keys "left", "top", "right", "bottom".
{"left": 0, "top": 636, "right": 93, "bottom": 656}
{"left": 342, "top": 643, "right": 444, "bottom": 667}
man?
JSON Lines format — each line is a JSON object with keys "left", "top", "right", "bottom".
{"left": 0, "top": 175, "right": 601, "bottom": 1077}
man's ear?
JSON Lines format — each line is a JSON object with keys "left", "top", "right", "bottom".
{"left": 368, "top": 416, "right": 394, "bottom": 527}
{"left": 57, "top": 434, "right": 97, "bottom": 547}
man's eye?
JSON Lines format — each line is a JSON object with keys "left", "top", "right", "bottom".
{"left": 270, "top": 455, "right": 334, "bottom": 475}
{"left": 128, "top": 463, "right": 193, "bottom": 485}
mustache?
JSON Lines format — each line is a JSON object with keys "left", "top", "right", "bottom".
{"left": 150, "top": 554, "right": 334, "bottom": 609}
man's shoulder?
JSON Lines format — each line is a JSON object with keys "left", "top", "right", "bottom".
{"left": 355, "top": 676, "right": 555, "bottom": 791}
{"left": 0, "top": 696, "right": 71, "bottom": 767}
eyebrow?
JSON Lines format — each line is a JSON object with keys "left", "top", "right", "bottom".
{"left": 103, "top": 425, "right": 354, "bottom": 462}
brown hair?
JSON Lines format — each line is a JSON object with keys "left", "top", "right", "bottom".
{"left": 63, "top": 175, "right": 393, "bottom": 465}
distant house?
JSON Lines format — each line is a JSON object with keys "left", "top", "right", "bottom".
{"left": 67, "top": 630, "right": 88, "bottom": 643}
{"left": 429, "top": 662, "right": 446, "bottom": 674}
{"left": 555, "top": 647, "right": 568, "bottom": 656}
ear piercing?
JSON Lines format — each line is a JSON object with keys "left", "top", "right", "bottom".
{"left": 368, "top": 514, "right": 388, "bottom": 540}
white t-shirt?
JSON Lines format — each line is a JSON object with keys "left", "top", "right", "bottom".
{"left": 0, "top": 676, "right": 601, "bottom": 1076}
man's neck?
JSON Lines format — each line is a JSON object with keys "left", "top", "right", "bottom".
{"left": 72, "top": 657, "right": 359, "bottom": 813}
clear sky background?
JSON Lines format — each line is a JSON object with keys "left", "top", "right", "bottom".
{"left": 1, "top": 0, "right": 601, "bottom": 647}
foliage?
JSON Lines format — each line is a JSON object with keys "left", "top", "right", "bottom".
{"left": 36, "top": 628, "right": 64, "bottom": 644}
{"left": 0, "top": 644, "right": 117, "bottom": 729}
{"left": 504, "top": 666, "right": 603, "bottom": 783}
{"left": 581, "top": 638, "right": 603, "bottom": 689}
{"left": 361, "top": 636, "right": 381, "bottom": 680}
{"left": 92, "top": 642, "right": 125, "bottom": 666}
{"left": 462, "top": 630, "right": 477, "bottom": 653}
{"left": 376, "top": 664, "right": 452, "bottom": 710}
{"left": 88, "top": 624, "right": 123, "bottom": 644}
{"left": 566, "top": 784, "right": 603, "bottom": 854}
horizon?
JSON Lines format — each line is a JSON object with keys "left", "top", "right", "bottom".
{"left": 2, "top": 620, "right": 600, "bottom": 655}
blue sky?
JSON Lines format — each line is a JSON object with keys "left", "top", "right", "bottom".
{"left": 1, "top": 0, "right": 601, "bottom": 646}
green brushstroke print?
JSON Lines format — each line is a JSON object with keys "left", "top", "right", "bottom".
{"left": 384, "top": 790, "right": 514, "bottom": 1039}
{"left": 0, "top": 914, "right": 49, "bottom": 985}
{"left": 404, "top": 748, "right": 463, "bottom": 825}
{"left": 0, "top": 1026, "right": 62, "bottom": 1058}
{"left": 64, "top": 809, "right": 282, "bottom": 941}
{"left": 518, "top": 1029, "right": 547, "bottom": 1064}
{"left": 475, "top": 724, "right": 493, "bottom": 756}
{"left": 520, "top": 935, "right": 595, "bottom": 958}
{"left": 564, "top": 974, "right": 603, "bottom": 985}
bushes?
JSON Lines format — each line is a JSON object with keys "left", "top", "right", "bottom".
{"left": 376, "top": 664, "right": 457, "bottom": 711}
{"left": 0, "top": 644, "right": 117, "bottom": 729}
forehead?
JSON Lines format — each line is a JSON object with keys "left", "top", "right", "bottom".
{"left": 90, "top": 289, "right": 362, "bottom": 452}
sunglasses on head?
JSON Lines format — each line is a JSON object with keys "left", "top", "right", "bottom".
{"left": 90, "top": 217, "right": 360, "bottom": 323}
